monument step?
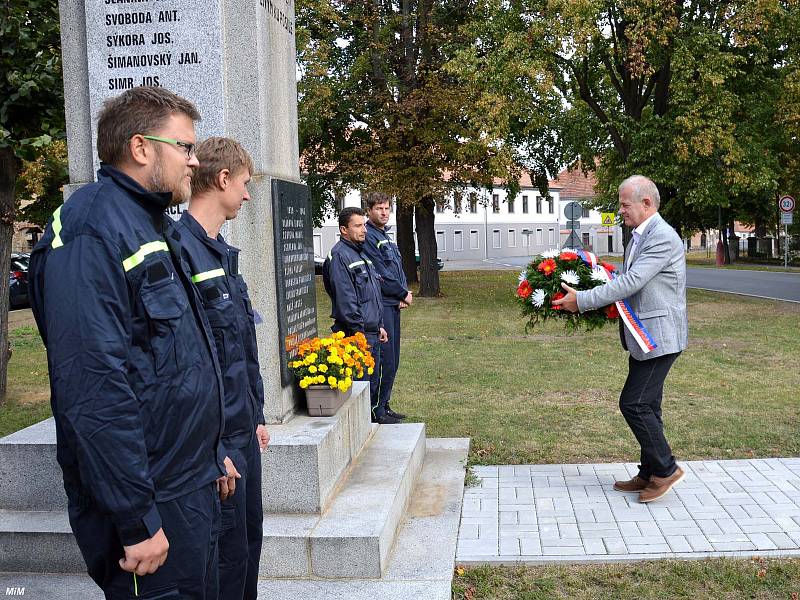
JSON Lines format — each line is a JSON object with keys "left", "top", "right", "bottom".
{"left": 0, "top": 382, "right": 374, "bottom": 515}
{"left": 0, "top": 437, "right": 469, "bottom": 599}
{"left": 261, "top": 422, "right": 427, "bottom": 579}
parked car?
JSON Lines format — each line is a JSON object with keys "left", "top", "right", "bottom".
{"left": 9, "top": 253, "right": 30, "bottom": 309}
{"left": 415, "top": 254, "right": 444, "bottom": 271}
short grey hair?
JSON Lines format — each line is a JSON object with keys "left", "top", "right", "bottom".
{"left": 619, "top": 175, "right": 660, "bottom": 208}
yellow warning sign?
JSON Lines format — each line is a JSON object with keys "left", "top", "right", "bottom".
{"left": 601, "top": 212, "right": 616, "bottom": 226}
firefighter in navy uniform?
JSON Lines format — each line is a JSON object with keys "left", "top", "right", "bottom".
{"left": 362, "top": 192, "right": 412, "bottom": 421}
{"left": 174, "top": 137, "right": 269, "bottom": 600}
{"left": 322, "top": 207, "right": 396, "bottom": 423}
{"left": 28, "top": 88, "right": 231, "bottom": 599}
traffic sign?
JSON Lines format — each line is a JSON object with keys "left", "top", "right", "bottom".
{"left": 601, "top": 212, "right": 616, "bottom": 226}
{"left": 781, "top": 212, "right": 793, "bottom": 225}
{"left": 779, "top": 195, "right": 795, "bottom": 213}
{"left": 564, "top": 202, "right": 583, "bottom": 221}
{"left": 563, "top": 231, "right": 583, "bottom": 249}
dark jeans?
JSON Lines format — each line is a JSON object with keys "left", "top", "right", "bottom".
{"left": 364, "top": 331, "right": 383, "bottom": 418}
{"left": 71, "top": 482, "right": 221, "bottom": 599}
{"left": 219, "top": 433, "right": 263, "bottom": 600}
{"left": 620, "top": 352, "right": 681, "bottom": 480}
{"left": 379, "top": 305, "right": 401, "bottom": 409}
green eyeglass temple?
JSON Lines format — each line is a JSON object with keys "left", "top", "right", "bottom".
{"left": 141, "top": 135, "right": 195, "bottom": 158}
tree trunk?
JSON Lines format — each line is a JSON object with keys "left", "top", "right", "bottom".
{"left": 415, "top": 196, "right": 440, "bottom": 297}
{"left": 0, "top": 147, "right": 20, "bottom": 405}
{"left": 396, "top": 200, "right": 417, "bottom": 283}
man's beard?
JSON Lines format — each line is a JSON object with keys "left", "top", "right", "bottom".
{"left": 146, "top": 147, "right": 191, "bottom": 206}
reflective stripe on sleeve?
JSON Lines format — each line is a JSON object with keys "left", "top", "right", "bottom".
{"left": 348, "top": 260, "right": 365, "bottom": 269}
{"left": 51, "top": 206, "right": 64, "bottom": 249}
{"left": 191, "top": 268, "right": 226, "bottom": 283}
{"left": 122, "top": 241, "right": 170, "bottom": 272}
{"left": 376, "top": 240, "right": 389, "bottom": 247}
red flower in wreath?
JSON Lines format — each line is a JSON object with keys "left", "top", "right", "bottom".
{"left": 551, "top": 291, "right": 565, "bottom": 309}
{"left": 605, "top": 304, "right": 619, "bottom": 319}
{"left": 559, "top": 251, "right": 579, "bottom": 261}
{"left": 517, "top": 279, "right": 532, "bottom": 299}
{"left": 537, "top": 258, "right": 557, "bottom": 276}
{"left": 601, "top": 262, "right": 617, "bottom": 276}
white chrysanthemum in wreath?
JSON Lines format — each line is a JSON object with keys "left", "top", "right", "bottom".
{"left": 560, "top": 270, "right": 579, "bottom": 285}
{"left": 531, "top": 288, "right": 546, "bottom": 307}
{"left": 540, "top": 248, "right": 560, "bottom": 259}
{"left": 590, "top": 267, "right": 608, "bottom": 282}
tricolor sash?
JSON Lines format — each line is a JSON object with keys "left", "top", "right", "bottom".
{"left": 578, "top": 251, "right": 657, "bottom": 354}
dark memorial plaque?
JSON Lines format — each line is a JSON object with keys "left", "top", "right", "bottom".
{"left": 272, "top": 179, "right": 318, "bottom": 385}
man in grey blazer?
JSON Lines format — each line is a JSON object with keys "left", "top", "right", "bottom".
{"left": 554, "top": 175, "right": 688, "bottom": 503}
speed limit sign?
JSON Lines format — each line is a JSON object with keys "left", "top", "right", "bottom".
{"left": 779, "top": 195, "right": 795, "bottom": 212}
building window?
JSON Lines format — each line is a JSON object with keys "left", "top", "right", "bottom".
{"left": 508, "top": 197, "right": 515, "bottom": 213}
{"left": 508, "top": 229, "right": 516, "bottom": 247}
{"left": 548, "top": 228, "right": 555, "bottom": 244}
{"left": 492, "top": 229, "right": 501, "bottom": 248}
{"left": 436, "top": 230, "right": 446, "bottom": 251}
{"left": 582, "top": 207, "right": 590, "bottom": 218}
{"left": 469, "top": 230, "right": 479, "bottom": 250}
{"left": 548, "top": 198, "right": 554, "bottom": 213}
{"left": 492, "top": 194, "right": 500, "bottom": 214}
{"left": 454, "top": 230, "right": 464, "bottom": 251}
{"left": 536, "top": 228, "right": 543, "bottom": 245}
{"left": 582, "top": 232, "right": 591, "bottom": 248}
{"left": 453, "top": 193, "right": 462, "bottom": 214}
{"left": 607, "top": 235, "right": 614, "bottom": 252}
{"left": 522, "top": 195, "right": 529, "bottom": 213}
{"left": 313, "top": 234, "right": 322, "bottom": 258}
{"left": 469, "top": 197, "right": 478, "bottom": 213}
{"left": 436, "top": 201, "right": 445, "bottom": 214}
{"left": 536, "top": 197, "right": 542, "bottom": 214}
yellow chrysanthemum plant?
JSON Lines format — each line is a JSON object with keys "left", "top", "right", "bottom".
{"left": 289, "top": 331, "right": 376, "bottom": 393}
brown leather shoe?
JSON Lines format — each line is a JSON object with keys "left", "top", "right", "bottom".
{"left": 639, "top": 467, "right": 685, "bottom": 503}
{"left": 613, "top": 476, "right": 650, "bottom": 492}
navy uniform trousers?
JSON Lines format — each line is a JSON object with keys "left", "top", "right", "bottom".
{"left": 218, "top": 433, "right": 263, "bottom": 600}
{"left": 364, "top": 331, "right": 384, "bottom": 418}
{"left": 378, "top": 305, "right": 401, "bottom": 411}
{"left": 71, "top": 483, "right": 221, "bottom": 599}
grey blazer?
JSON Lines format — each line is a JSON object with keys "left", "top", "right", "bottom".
{"left": 576, "top": 213, "right": 688, "bottom": 361}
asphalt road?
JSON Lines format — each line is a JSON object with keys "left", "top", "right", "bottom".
{"left": 454, "top": 256, "right": 800, "bottom": 303}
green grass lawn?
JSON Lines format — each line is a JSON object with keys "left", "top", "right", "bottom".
{"left": 1, "top": 325, "right": 51, "bottom": 437}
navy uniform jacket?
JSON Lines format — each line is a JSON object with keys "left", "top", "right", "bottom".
{"left": 363, "top": 221, "right": 408, "bottom": 307}
{"left": 28, "top": 165, "right": 226, "bottom": 546}
{"left": 174, "top": 212, "right": 266, "bottom": 449}
{"left": 322, "top": 238, "right": 384, "bottom": 335}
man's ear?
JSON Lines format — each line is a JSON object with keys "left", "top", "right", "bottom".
{"left": 216, "top": 168, "right": 231, "bottom": 191}
{"left": 128, "top": 134, "right": 150, "bottom": 166}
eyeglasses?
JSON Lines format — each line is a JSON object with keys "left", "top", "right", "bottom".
{"left": 141, "top": 135, "right": 195, "bottom": 158}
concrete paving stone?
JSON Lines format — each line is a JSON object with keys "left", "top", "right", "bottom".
{"left": 624, "top": 536, "right": 667, "bottom": 547}
{"left": 558, "top": 524, "right": 580, "bottom": 538}
{"left": 562, "top": 465, "right": 581, "bottom": 476}
{"left": 717, "top": 493, "right": 755, "bottom": 505}
{"left": 627, "top": 544, "right": 671, "bottom": 554}
{"left": 513, "top": 466, "right": 532, "bottom": 476}
{"left": 747, "top": 533, "right": 779, "bottom": 550}
{"left": 574, "top": 508, "right": 595, "bottom": 524}
{"left": 707, "top": 534, "right": 751, "bottom": 543}
{"left": 712, "top": 541, "right": 756, "bottom": 551}
{"left": 519, "top": 538, "right": 542, "bottom": 555}
{"left": 457, "top": 539, "right": 499, "bottom": 555}
{"left": 564, "top": 476, "right": 601, "bottom": 486}
{"left": 577, "top": 465, "right": 597, "bottom": 476}
{"left": 695, "top": 520, "right": 724, "bottom": 535}
{"left": 460, "top": 517, "right": 496, "bottom": 526}
{"left": 462, "top": 499, "right": 481, "bottom": 512}
{"left": 501, "top": 504, "right": 537, "bottom": 511}
{"left": 767, "top": 532, "right": 798, "bottom": 549}
{"left": 500, "top": 538, "right": 521, "bottom": 555}
{"left": 636, "top": 522, "right": 662, "bottom": 537}
{"left": 613, "top": 510, "right": 651, "bottom": 522}
{"left": 579, "top": 522, "right": 621, "bottom": 532}
{"left": 618, "top": 522, "right": 641, "bottom": 537}
{"left": 479, "top": 524, "right": 499, "bottom": 538}
{"left": 542, "top": 547, "right": 586, "bottom": 556}
{"left": 686, "top": 535, "right": 715, "bottom": 551}
{"left": 603, "top": 538, "right": 629, "bottom": 554}
{"left": 581, "top": 529, "right": 622, "bottom": 540}
{"left": 471, "top": 466, "right": 498, "bottom": 476}
{"left": 459, "top": 524, "right": 479, "bottom": 539}
{"left": 515, "top": 488, "right": 534, "bottom": 502}
{"left": 723, "top": 505, "right": 750, "bottom": 519}
{"left": 500, "top": 524, "right": 540, "bottom": 535}
{"left": 518, "top": 511, "right": 537, "bottom": 524}
{"left": 762, "top": 504, "right": 800, "bottom": 518}
{"left": 540, "top": 537, "right": 584, "bottom": 548}
{"left": 547, "top": 476, "right": 567, "bottom": 487}
{"left": 773, "top": 517, "right": 800, "bottom": 532}
{"left": 554, "top": 515, "right": 578, "bottom": 524}
{"left": 534, "top": 487, "right": 570, "bottom": 498}
{"left": 789, "top": 532, "right": 800, "bottom": 545}
{"left": 464, "top": 490, "right": 498, "bottom": 499}
{"left": 499, "top": 511, "right": 518, "bottom": 525}
{"left": 461, "top": 510, "right": 497, "bottom": 519}
{"left": 582, "top": 538, "right": 608, "bottom": 555}
{"left": 648, "top": 507, "right": 674, "bottom": 521}
{"left": 592, "top": 510, "right": 616, "bottom": 523}
{"left": 665, "top": 535, "right": 692, "bottom": 552}
{"left": 742, "top": 504, "right": 769, "bottom": 518}
{"left": 737, "top": 518, "right": 783, "bottom": 533}
{"left": 715, "top": 519, "right": 744, "bottom": 534}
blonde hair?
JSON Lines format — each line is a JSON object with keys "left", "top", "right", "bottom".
{"left": 192, "top": 137, "right": 254, "bottom": 195}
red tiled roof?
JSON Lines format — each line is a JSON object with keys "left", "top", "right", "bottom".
{"left": 552, "top": 165, "right": 598, "bottom": 200}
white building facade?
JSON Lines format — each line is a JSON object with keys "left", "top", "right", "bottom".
{"left": 313, "top": 185, "right": 563, "bottom": 262}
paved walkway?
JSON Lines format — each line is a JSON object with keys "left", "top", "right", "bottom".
{"left": 457, "top": 459, "right": 800, "bottom": 564}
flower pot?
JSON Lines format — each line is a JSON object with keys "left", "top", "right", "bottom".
{"left": 305, "top": 384, "right": 352, "bottom": 417}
